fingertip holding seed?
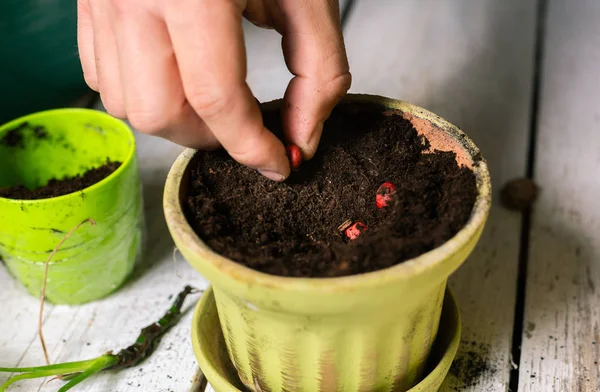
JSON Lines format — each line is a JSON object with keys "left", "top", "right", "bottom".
{"left": 376, "top": 182, "right": 397, "bottom": 209}
{"left": 345, "top": 221, "right": 368, "bottom": 241}
{"left": 286, "top": 144, "right": 303, "bottom": 171}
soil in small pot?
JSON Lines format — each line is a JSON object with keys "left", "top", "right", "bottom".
{"left": 0, "top": 160, "right": 121, "bottom": 200}
{"left": 185, "top": 102, "right": 479, "bottom": 278}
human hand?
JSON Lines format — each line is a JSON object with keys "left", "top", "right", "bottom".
{"left": 77, "top": 0, "right": 351, "bottom": 181}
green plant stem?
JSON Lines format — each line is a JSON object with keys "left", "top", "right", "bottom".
{"left": 1, "top": 373, "right": 45, "bottom": 391}
{"left": 0, "top": 358, "right": 100, "bottom": 374}
{"left": 57, "top": 356, "right": 117, "bottom": 392}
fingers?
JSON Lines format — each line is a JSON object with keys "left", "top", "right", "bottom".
{"left": 277, "top": 0, "right": 352, "bottom": 159}
{"left": 165, "top": 0, "right": 290, "bottom": 181}
{"left": 77, "top": 0, "right": 98, "bottom": 91}
{"left": 110, "top": 3, "right": 218, "bottom": 149}
{"left": 88, "top": 0, "right": 126, "bottom": 118}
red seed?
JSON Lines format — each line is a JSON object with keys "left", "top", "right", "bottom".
{"left": 376, "top": 182, "right": 397, "bottom": 209}
{"left": 344, "top": 221, "right": 368, "bottom": 241}
{"left": 286, "top": 144, "right": 303, "bottom": 171}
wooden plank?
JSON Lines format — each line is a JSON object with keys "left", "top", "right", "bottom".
{"left": 343, "top": 1, "right": 537, "bottom": 390}
{"left": 518, "top": 0, "right": 600, "bottom": 390}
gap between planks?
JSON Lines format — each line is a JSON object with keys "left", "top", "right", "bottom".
{"left": 509, "top": 0, "right": 549, "bottom": 390}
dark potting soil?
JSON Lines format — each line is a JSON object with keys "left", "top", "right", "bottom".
{"left": 0, "top": 160, "right": 121, "bottom": 200}
{"left": 449, "top": 342, "right": 496, "bottom": 390}
{"left": 185, "top": 103, "right": 478, "bottom": 278}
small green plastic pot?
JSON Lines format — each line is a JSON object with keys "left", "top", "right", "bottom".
{"left": 164, "top": 94, "right": 492, "bottom": 391}
{"left": 0, "top": 109, "right": 144, "bottom": 304}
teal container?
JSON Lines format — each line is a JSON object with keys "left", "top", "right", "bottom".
{"left": 0, "top": 109, "right": 145, "bottom": 304}
{"left": 0, "top": 1, "right": 90, "bottom": 124}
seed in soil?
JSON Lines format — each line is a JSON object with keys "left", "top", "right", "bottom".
{"left": 376, "top": 182, "right": 397, "bottom": 208}
{"left": 286, "top": 144, "right": 303, "bottom": 170}
{"left": 344, "top": 222, "right": 368, "bottom": 241}
{"left": 500, "top": 178, "right": 538, "bottom": 211}
{"left": 185, "top": 102, "right": 478, "bottom": 278}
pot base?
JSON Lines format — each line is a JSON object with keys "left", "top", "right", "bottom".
{"left": 192, "top": 286, "right": 461, "bottom": 392}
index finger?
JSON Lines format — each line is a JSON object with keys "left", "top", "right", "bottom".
{"left": 277, "top": 0, "right": 352, "bottom": 159}
{"left": 164, "top": 0, "right": 290, "bottom": 181}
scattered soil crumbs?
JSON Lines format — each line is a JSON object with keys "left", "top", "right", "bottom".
{"left": 0, "top": 122, "right": 48, "bottom": 148}
{"left": 0, "top": 160, "right": 121, "bottom": 200}
{"left": 449, "top": 342, "right": 496, "bottom": 390}
{"left": 185, "top": 102, "right": 478, "bottom": 278}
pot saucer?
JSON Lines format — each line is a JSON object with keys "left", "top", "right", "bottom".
{"left": 192, "top": 287, "right": 461, "bottom": 392}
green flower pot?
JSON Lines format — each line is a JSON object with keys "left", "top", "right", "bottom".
{"left": 0, "top": 109, "right": 144, "bottom": 304}
{"left": 164, "top": 94, "right": 492, "bottom": 391}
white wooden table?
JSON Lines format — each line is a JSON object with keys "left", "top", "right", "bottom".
{"left": 1, "top": 0, "right": 599, "bottom": 391}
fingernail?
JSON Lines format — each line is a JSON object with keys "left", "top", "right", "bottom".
{"left": 258, "top": 169, "right": 286, "bottom": 182}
